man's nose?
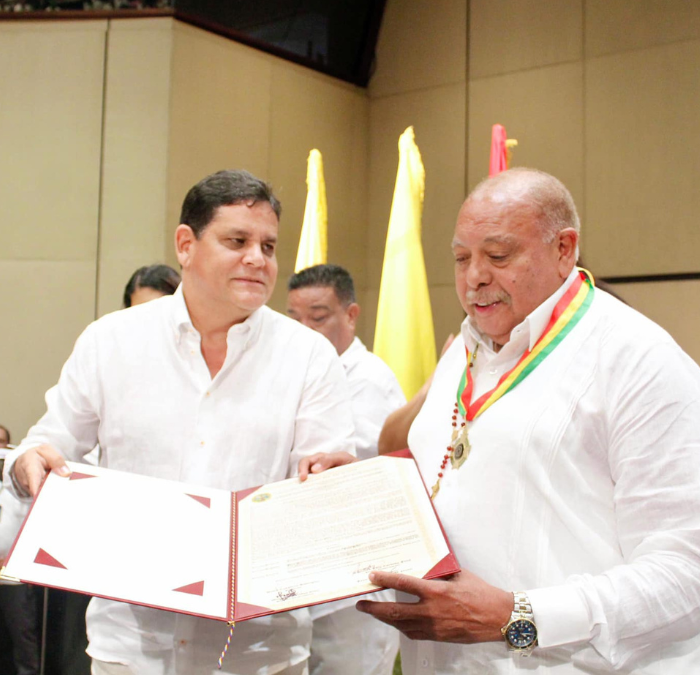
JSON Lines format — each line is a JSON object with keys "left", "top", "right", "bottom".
{"left": 465, "top": 257, "right": 491, "bottom": 289}
{"left": 243, "top": 244, "right": 265, "bottom": 266}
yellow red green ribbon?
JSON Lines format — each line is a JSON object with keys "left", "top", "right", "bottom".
{"left": 457, "top": 269, "right": 594, "bottom": 420}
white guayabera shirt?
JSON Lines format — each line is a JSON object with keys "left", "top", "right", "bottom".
{"left": 340, "top": 337, "right": 406, "bottom": 462}
{"left": 405, "top": 269, "right": 700, "bottom": 674}
{"left": 4, "top": 286, "right": 355, "bottom": 675}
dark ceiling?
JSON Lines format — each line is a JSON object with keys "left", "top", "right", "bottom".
{"left": 174, "top": 0, "right": 387, "bottom": 87}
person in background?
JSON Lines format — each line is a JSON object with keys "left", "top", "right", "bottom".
{"left": 3, "top": 169, "right": 355, "bottom": 675}
{"left": 0, "top": 425, "right": 10, "bottom": 450}
{"left": 357, "top": 167, "right": 700, "bottom": 674}
{"left": 287, "top": 264, "right": 403, "bottom": 675}
{"left": 0, "top": 423, "right": 42, "bottom": 675}
{"left": 123, "top": 264, "right": 181, "bottom": 308}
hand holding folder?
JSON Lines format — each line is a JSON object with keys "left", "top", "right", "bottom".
{"left": 1, "top": 451, "right": 459, "bottom": 623}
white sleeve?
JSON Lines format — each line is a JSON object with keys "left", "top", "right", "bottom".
{"left": 528, "top": 340, "right": 700, "bottom": 669}
{"left": 347, "top": 372, "right": 406, "bottom": 460}
{"left": 287, "top": 337, "right": 356, "bottom": 477}
{"left": 3, "top": 323, "right": 103, "bottom": 497}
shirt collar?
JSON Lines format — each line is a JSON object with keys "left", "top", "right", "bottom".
{"left": 339, "top": 336, "right": 365, "bottom": 367}
{"left": 461, "top": 267, "right": 581, "bottom": 354}
{"left": 171, "top": 284, "right": 193, "bottom": 338}
{"left": 170, "top": 284, "right": 265, "bottom": 348}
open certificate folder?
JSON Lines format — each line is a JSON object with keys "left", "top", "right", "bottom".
{"left": 1, "top": 451, "right": 459, "bottom": 622}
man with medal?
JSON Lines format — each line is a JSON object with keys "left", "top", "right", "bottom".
{"left": 357, "top": 167, "right": 700, "bottom": 673}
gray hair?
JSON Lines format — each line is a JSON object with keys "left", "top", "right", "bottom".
{"left": 469, "top": 168, "right": 580, "bottom": 243}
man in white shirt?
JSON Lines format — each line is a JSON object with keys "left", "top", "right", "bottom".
{"left": 3, "top": 169, "right": 356, "bottom": 675}
{"left": 286, "top": 264, "right": 405, "bottom": 675}
{"left": 356, "top": 168, "right": 700, "bottom": 673}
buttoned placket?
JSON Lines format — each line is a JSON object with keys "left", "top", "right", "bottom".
{"left": 182, "top": 322, "right": 254, "bottom": 457}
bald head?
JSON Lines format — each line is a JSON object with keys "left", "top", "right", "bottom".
{"left": 465, "top": 168, "right": 580, "bottom": 244}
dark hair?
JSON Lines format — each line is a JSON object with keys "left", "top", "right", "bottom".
{"left": 179, "top": 169, "right": 281, "bottom": 238}
{"left": 123, "top": 264, "right": 181, "bottom": 308}
{"left": 0, "top": 424, "right": 10, "bottom": 444}
{"left": 288, "top": 264, "right": 356, "bottom": 306}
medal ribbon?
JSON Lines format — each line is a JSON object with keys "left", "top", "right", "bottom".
{"left": 457, "top": 269, "right": 594, "bottom": 420}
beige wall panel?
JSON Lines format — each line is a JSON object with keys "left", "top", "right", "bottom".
{"left": 361, "top": 283, "right": 463, "bottom": 362}
{"left": 359, "top": 287, "right": 379, "bottom": 349}
{"left": 369, "top": 0, "right": 467, "bottom": 98}
{"left": 468, "top": 63, "right": 584, "bottom": 207}
{"left": 614, "top": 280, "right": 700, "bottom": 364}
{"left": 0, "top": 21, "right": 106, "bottom": 262}
{"left": 368, "top": 83, "right": 467, "bottom": 291}
{"left": 586, "top": 0, "right": 700, "bottom": 58}
{"left": 166, "top": 22, "right": 274, "bottom": 266}
{"left": 470, "top": 0, "right": 582, "bottom": 79}
{"left": 0, "top": 260, "right": 96, "bottom": 441}
{"left": 98, "top": 18, "right": 174, "bottom": 316}
{"left": 266, "top": 62, "right": 369, "bottom": 314}
{"left": 585, "top": 41, "right": 700, "bottom": 277}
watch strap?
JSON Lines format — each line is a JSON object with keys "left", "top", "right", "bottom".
{"left": 502, "top": 590, "right": 538, "bottom": 656}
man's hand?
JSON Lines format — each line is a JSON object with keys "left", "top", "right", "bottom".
{"left": 356, "top": 568, "right": 513, "bottom": 643}
{"left": 12, "top": 444, "right": 71, "bottom": 497}
{"left": 297, "top": 452, "right": 357, "bottom": 482}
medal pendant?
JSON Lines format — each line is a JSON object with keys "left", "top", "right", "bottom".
{"left": 430, "top": 481, "right": 440, "bottom": 499}
{"left": 450, "top": 427, "right": 470, "bottom": 470}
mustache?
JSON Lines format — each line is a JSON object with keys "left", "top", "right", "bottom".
{"left": 465, "top": 290, "right": 511, "bottom": 306}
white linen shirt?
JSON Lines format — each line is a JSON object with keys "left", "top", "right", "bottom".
{"left": 339, "top": 337, "right": 406, "bottom": 461}
{"left": 4, "top": 287, "right": 355, "bottom": 675}
{"left": 404, "top": 269, "right": 700, "bottom": 674}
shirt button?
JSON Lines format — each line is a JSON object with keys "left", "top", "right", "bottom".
{"left": 200, "top": 441, "right": 205, "bottom": 446}
{"left": 421, "top": 658, "right": 429, "bottom": 667}
{"left": 489, "top": 368, "right": 498, "bottom": 375}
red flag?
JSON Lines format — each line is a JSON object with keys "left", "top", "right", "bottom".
{"left": 489, "top": 124, "right": 508, "bottom": 177}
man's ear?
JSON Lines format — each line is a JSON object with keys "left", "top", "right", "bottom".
{"left": 557, "top": 228, "right": 579, "bottom": 278}
{"left": 347, "top": 303, "right": 360, "bottom": 328}
{"left": 175, "top": 225, "right": 196, "bottom": 268}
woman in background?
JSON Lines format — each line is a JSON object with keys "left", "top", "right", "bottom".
{"left": 123, "top": 264, "right": 181, "bottom": 308}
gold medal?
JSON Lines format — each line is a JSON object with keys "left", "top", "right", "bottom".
{"left": 431, "top": 345, "right": 480, "bottom": 500}
{"left": 450, "top": 425, "right": 470, "bottom": 470}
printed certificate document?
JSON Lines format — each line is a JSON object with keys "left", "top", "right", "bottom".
{"left": 0, "top": 451, "right": 458, "bottom": 622}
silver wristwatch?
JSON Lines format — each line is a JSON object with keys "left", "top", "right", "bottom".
{"left": 501, "top": 591, "right": 538, "bottom": 656}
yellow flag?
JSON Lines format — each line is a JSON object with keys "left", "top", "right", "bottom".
{"left": 295, "top": 149, "right": 328, "bottom": 272}
{"left": 373, "top": 127, "right": 436, "bottom": 399}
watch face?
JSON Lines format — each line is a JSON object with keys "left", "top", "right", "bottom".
{"left": 506, "top": 619, "right": 537, "bottom": 648}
